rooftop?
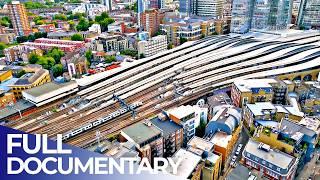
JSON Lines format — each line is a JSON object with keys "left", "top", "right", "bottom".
{"left": 210, "top": 131, "right": 232, "bottom": 148}
{"left": 168, "top": 105, "right": 195, "bottom": 120}
{"left": 0, "top": 99, "right": 34, "bottom": 120}
{"left": 187, "top": 136, "right": 214, "bottom": 156}
{"left": 234, "top": 79, "right": 278, "bottom": 92}
{"left": 22, "top": 81, "right": 77, "bottom": 97}
{"left": 207, "top": 93, "right": 231, "bottom": 107}
{"left": 246, "top": 102, "right": 304, "bottom": 117}
{"left": 244, "top": 139, "right": 296, "bottom": 169}
{"left": 168, "top": 148, "right": 202, "bottom": 179}
{"left": 121, "top": 121, "right": 162, "bottom": 145}
{"left": 150, "top": 118, "right": 182, "bottom": 137}
{"left": 280, "top": 118, "right": 316, "bottom": 138}
{"left": 12, "top": 69, "right": 48, "bottom": 86}
{"left": 299, "top": 117, "right": 320, "bottom": 132}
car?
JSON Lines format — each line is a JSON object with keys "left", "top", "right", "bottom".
{"left": 231, "top": 155, "right": 237, "bottom": 162}
{"left": 230, "top": 161, "right": 234, "bottom": 167}
{"left": 232, "top": 162, "right": 238, "bottom": 168}
{"left": 235, "top": 144, "right": 243, "bottom": 155}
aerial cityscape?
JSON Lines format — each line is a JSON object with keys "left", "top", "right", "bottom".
{"left": 0, "top": 0, "right": 320, "bottom": 179}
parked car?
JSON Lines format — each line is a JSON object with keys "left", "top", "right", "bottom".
{"left": 236, "top": 144, "right": 243, "bottom": 155}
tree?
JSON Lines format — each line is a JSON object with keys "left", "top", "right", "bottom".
{"left": 0, "top": 16, "right": 11, "bottom": 27}
{"left": 0, "top": 42, "right": 7, "bottom": 57}
{"left": 105, "top": 56, "right": 116, "bottom": 63}
{"left": 71, "top": 33, "right": 84, "bottom": 41}
{"left": 94, "top": 12, "right": 114, "bottom": 32}
{"left": 27, "top": 34, "right": 36, "bottom": 41}
{"left": 47, "top": 48, "right": 64, "bottom": 64}
{"left": 54, "top": 14, "right": 67, "bottom": 21}
{"left": 179, "top": 37, "right": 187, "bottom": 44}
{"left": 195, "top": 120, "right": 206, "bottom": 137}
{"left": 167, "top": 43, "right": 173, "bottom": 49}
{"left": 51, "top": 64, "right": 64, "bottom": 77}
{"left": 120, "top": 49, "right": 138, "bottom": 57}
{"left": 28, "top": 53, "right": 41, "bottom": 64}
{"left": 16, "top": 70, "right": 26, "bottom": 78}
{"left": 68, "top": 20, "right": 75, "bottom": 30}
{"left": 24, "top": 2, "right": 47, "bottom": 9}
{"left": 37, "top": 56, "right": 55, "bottom": 70}
{"left": 85, "top": 50, "right": 93, "bottom": 62}
{"left": 76, "top": 18, "right": 89, "bottom": 31}
{"left": 139, "top": 54, "right": 145, "bottom": 59}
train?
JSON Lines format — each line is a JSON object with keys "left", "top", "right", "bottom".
{"left": 61, "top": 101, "right": 143, "bottom": 141}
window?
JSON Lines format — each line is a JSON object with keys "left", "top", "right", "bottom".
{"left": 268, "top": 164, "right": 273, "bottom": 168}
{"left": 277, "top": 167, "right": 281, "bottom": 172}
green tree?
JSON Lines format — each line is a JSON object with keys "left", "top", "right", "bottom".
{"left": 71, "top": 33, "right": 84, "bottom": 41}
{"left": 120, "top": 49, "right": 138, "bottom": 57}
{"left": 51, "top": 64, "right": 64, "bottom": 77}
{"left": 76, "top": 18, "right": 89, "bottom": 31}
{"left": 179, "top": 37, "right": 187, "bottom": 44}
{"left": 37, "top": 56, "right": 55, "bottom": 69}
{"left": 47, "top": 48, "right": 65, "bottom": 64}
{"left": 94, "top": 12, "right": 114, "bottom": 32}
{"left": 195, "top": 120, "right": 206, "bottom": 137}
{"left": 139, "top": 54, "right": 145, "bottom": 59}
{"left": 54, "top": 14, "right": 67, "bottom": 21}
{"left": 105, "top": 56, "right": 116, "bottom": 63}
{"left": 167, "top": 43, "right": 173, "bottom": 49}
{"left": 28, "top": 53, "right": 41, "bottom": 64}
{"left": 85, "top": 50, "right": 93, "bottom": 62}
{"left": 24, "top": 2, "right": 47, "bottom": 9}
{"left": 16, "top": 70, "right": 26, "bottom": 78}
{"left": 0, "top": 42, "right": 7, "bottom": 57}
{"left": 0, "top": 16, "right": 11, "bottom": 27}
{"left": 68, "top": 20, "right": 75, "bottom": 30}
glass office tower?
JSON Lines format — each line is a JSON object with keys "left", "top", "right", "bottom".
{"left": 230, "top": 0, "right": 255, "bottom": 33}
{"left": 297, "top": 0, "right": 320, "bottom": 29}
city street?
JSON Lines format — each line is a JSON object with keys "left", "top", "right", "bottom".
{"left": 296, "top": 149, "right": 320, "bottom": 180}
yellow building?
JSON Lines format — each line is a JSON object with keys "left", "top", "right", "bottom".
{"left": 255, "top": 126, "right": 294, "bottom": 154}
{"left": 202, "top": 152, "right": 222, "bottom": 180}
{"left": 0, "top": 70, "right": 12, "bottom": 83}
{"left": 231, "top": 79, "right": 288, "bottom": 108}
{"left": 9, "top": 69, "right": 51, "bottom": 99}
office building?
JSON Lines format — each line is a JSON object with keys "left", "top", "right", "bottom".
{"left": 94, "top": 34, "right": 129, "bottom": 53}
{"left": 243, "top": 102, "right": 304, "bottom": 129}
{"left": 8, "top": 68, "right": 51, "bottom": 99}
{"left": 168, "top": 105, "right": 197, "bottom": 147}
{"left": 7, "top": 1, "right": 31, "bottom": 36}
{"left": 138, "top": 35, "right": 167, "bottom": 57}
{"left": 231, "top": 79, "right": 289, "bottom": 108}
{"left": 140, "top": 9, "right": 164, "bottom": 37}
{"left": 243, "top": 139, "right": 298, "bottom": 180}
{"left": 230, "top": 0, "right": 254, "bottom": 33}
{"left": 297, "top": 0, "right": 320, "bottom": 29}
{"left": 119, "top": 121, "right": 163, "bottom": 163}
{"left": 180, "top": 0, "right": 192, "bottom": 15}
{"left": 150, "top": 117, "right": 183, "bottom": 158}
{"left": 251, "top": 0, "right": 292, "bottom": 31}
{"left": 160, "top": 16, "right": 217, "bottom": 45}
{"left": 231, "top": 0, "right": 293, "bottom": 33}
{"left": 191, "top": 0, "right": 223, "bottom": 17}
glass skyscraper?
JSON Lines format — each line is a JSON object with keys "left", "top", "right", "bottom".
{"left": 297, "top": 0, "right": 320, "bottom": 29}
{"left": 252, "top": 0, "right": 292, "bottom": 30}
{"left": 230, "top": 0, "right": 254, "bottom": 33}
{"left": 231, "top": 0, "right": 292, "bottom": 33}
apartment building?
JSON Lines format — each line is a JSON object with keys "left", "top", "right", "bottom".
{"left": 119, "top": 121, "right": 163, "bottom": 163}
{"left": 7, "top": 1, "right": 32, "bottom": 36}
{"left": 137, "top": 35, "right": 167, "bottom": 57}
{"left": 243, "top": 139, "right": 298, "bottom": 180}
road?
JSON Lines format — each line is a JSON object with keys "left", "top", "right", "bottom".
{"left": 296, "top": 149, "right": 320, "bottom": 180}
{"left": 221, "top": 126, "right": 250, "bottom": 179}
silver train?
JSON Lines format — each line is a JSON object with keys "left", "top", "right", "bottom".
{"left": 61, "top": 101, "right": 143, "bottom": 141}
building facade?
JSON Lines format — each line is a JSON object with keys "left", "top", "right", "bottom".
{"left": 297, "top": 0, "right": 320, "bottom": 29}
{"left": 138, "top": 35, "right": 167, "bottom": 57}
{"left": 120, "top": 121, "right": 164, "bottom": 163}
{"left": 9, "top": 68, "right": 51, "bottom": 99}
{"left": 7, "top": 1, "right": 31, "bottom": 36}
{"left": 191, "top": 0, "right": 223, "bottom": 17}
{"left": 94, "top": 35, "right": 129, "bottom": 53}
{"left": 251, "top": 0, "right": 292, "bottom": 31}
{"left": 140, "top": 9, "right": 164, "bottom": 37}
{"left": 230, "top": 0, "right": 254, "bottom": 33}
{"left": 243, "top": 139, "right": 298, "bottom": 180}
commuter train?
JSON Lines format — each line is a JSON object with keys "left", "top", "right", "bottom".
{"left": 61, "top": 101, "right": 143, "bottom": 141}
